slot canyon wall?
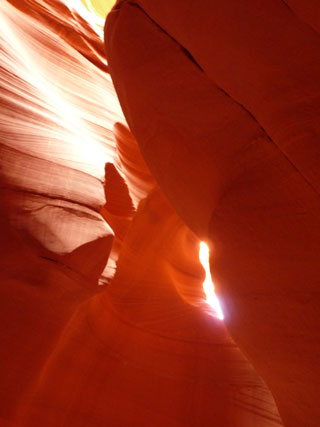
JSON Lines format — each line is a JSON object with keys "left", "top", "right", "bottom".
{"left": 0, "top": 0, "right": 319, "bottom": 426}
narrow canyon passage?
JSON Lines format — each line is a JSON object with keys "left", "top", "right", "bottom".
{"left": 0, "top": 0, "right": 319, "bottom": 426}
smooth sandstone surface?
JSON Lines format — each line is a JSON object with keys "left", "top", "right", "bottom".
{"left": 105, "top": 1, "right": 320, "bottom": 426}
{"left": 17, "top": 189, "right": 282, "bottom": 427}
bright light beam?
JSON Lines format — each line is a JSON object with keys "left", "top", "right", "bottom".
{"left": 68, "top": 0, "right": 106, "bottom": 38}
{"left": 199, "top": 242, "right": 224, "bottom": 320}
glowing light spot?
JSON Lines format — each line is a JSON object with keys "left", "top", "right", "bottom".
{"left": 68, "top": 0, "right": 106, "bottom": 38}
{"left": 80, "top": 0, "right": 115, "bottom": 20}
{"left": 199, "top": 242, "right": 224, "bottom": 320}
{"left": 68, "top": 0, "right": 115, "bottom": 39}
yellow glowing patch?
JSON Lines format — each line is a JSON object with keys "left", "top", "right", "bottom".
{"left": 80, "top": 0, "right": 115, "bottom": 19}
{"left": 199, "top": 242, "right": 224, "bottom": 320}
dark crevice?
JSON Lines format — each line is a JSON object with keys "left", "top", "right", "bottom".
{"left": 0, "top": 186, "right": 103, "bottom": 214}
{"left": 127, "top": 1, "right": 205, "bottom": 72}
{"left": 279, "top": 0, "right": 320, "bottom": 37}
{"left": 25, "top": 203, "right": 103, "bottom": 221}
{"left": 39, "top": 254, "right": 107, "bottom": 287}
{"left": 180, "top": 46, "right": 204, "bottom": 71}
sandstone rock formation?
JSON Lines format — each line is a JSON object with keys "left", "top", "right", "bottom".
{"left": 105, "top": 1, "right": 320, "bottom": 426}
{"left": 0, "top": 0, "right": 319, "bottom": 425}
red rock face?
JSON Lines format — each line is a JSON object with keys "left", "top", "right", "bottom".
{"left": 0, "top": 0, "right": 318, "bottom": 426}
{"left": 105, "top": 1, "right": 320, "bottom": 426}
